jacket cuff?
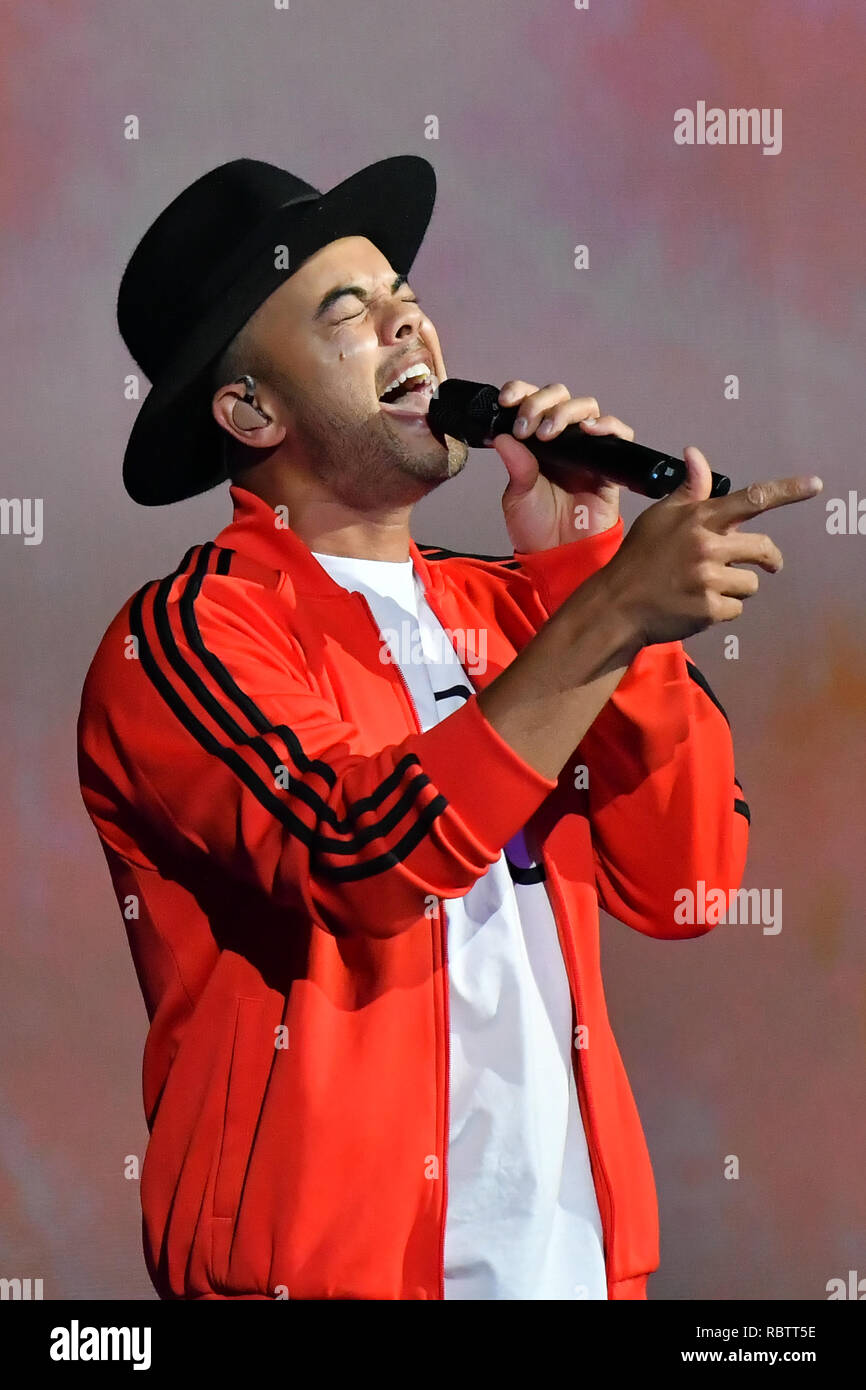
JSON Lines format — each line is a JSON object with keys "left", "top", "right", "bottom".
{"left": 406, "top": 691, "right": 558, "bottom": 855}
{"left": 513, "top": 516, "right": 625, "bottom": 617}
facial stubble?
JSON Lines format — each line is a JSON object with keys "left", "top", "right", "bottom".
{"left": 271, "top": 365, "right": 469, "bottom": 509}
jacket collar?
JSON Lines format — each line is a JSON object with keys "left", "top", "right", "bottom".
{"left": 213, "top": 484, "right": 442, "bottom": 599}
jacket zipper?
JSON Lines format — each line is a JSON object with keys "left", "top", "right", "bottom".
{"left": 351, "top": 591, "right": 451, "bottom": 1301}
{"left": 539, "top": 842, "right": 616, "bottom": 1288}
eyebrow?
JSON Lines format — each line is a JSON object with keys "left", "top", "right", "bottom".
{"left": 313, "top": 273, "right": 410, "bottom": 320}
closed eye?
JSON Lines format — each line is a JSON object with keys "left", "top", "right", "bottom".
{"left": 337, "top": 296, "right": 418, "bottom": 323}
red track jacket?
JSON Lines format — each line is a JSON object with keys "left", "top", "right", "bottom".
{"left": 77, "top": 484, "right": 750, "bottom": 1300}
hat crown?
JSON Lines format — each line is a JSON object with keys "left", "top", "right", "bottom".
{"left": 117, "top": 159, "right": 321, "bottom": 381}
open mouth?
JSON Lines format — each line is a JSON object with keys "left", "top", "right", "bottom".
{"left": 378, "top": 368, "right": 438, "bottom": 418}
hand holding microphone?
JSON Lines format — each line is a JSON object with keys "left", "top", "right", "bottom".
{"left": 428, "top": 375, "right": 730, "bottom": 553}
{"left": 428, "top": 376, "right": 732, "bottom": 499}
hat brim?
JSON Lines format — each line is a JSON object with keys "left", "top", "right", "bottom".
{"left": 122, "top": 154, "right": 436, "bottom": 506}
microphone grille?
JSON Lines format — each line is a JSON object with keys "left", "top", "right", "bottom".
{"left": 428, "top": 378, "right": 501, "bottom": 446}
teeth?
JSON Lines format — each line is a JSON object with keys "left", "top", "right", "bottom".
{"left": 380, "top": 362, "right": 433, "bottom": 398}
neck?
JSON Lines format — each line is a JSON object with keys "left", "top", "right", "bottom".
{"left": 232, "top": 458, "right": 415, "bottom": 562}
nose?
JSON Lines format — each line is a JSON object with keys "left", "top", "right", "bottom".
{"left": 379, "top": 296, "right": 425, "bottom": 344}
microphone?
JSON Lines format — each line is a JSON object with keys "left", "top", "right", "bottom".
{"left": 428, "top": 378, "right": 731, "bottom": 499}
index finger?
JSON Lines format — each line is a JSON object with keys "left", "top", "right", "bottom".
{"left": 707, "top": 474, "right": 823, "bottom": 529}
{"left": 498, "top": 380, "right": 540, "bottom": 406}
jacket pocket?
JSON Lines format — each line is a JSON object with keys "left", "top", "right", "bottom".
{"left": 212, "top": 996, "right": 273, "bottom": 1222}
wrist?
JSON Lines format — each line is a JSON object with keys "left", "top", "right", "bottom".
{"left": 556, "top": 566, "right": 645, "bottom": 676}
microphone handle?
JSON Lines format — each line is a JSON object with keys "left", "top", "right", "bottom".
{"left": 482, "top": 401, "right": 731, "bottom": 499}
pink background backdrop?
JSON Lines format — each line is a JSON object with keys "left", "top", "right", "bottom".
{"left": 2, "top": 0, "right": 864, "bottom": 1298}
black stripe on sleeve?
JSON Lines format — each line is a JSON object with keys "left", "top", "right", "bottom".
{"left": 130, "top": 554, "right": 449, "bottom": 879}
{"left": 174, "top": 546, "right": 437, "bottom": 850}
{"left": 685, "top": 659, "right": 730, "bottom": 726}
{"left": 685, "top": 660, "right": 750, "bottom": 821}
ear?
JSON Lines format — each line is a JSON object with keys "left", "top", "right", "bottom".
{"left": 211, "top": 381, "right": 287, "bottom": 452}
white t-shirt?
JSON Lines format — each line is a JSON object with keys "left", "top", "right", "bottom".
{"left": 312, "top": 547, "right": 607, "bottom": 1300}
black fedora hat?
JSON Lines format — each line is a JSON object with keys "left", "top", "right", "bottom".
{"left": 117, "top": 154, "right": 437, "bottom": 506}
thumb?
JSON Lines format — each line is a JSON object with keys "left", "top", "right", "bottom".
{"left": 491, "top": 431, "right": 541, "bottom": 499}
{"left": 667, "top": 444, "right": 713, "bottom": 504}
{"left": 667, "top": 444, "right": 717, "bottom": 505}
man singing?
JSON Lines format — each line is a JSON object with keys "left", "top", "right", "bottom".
{"left": 77, "top": 154, "right": 820, "bottom": 1300}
